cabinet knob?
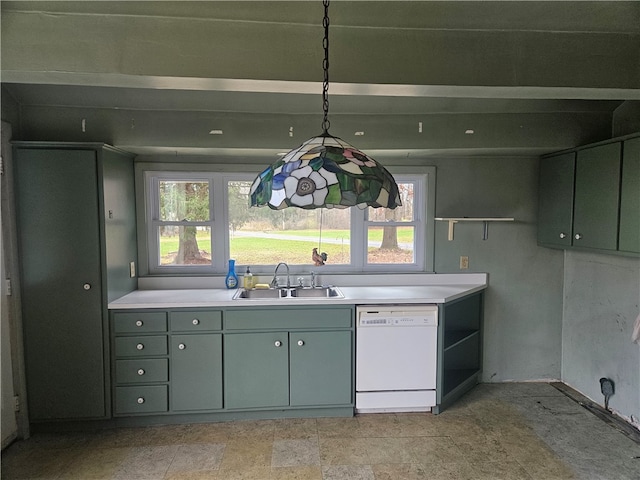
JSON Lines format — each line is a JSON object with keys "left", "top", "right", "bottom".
{"left": 192, "top": 319, "right": 200, "bottom": 325}
{"left": 559, "top": 233, "right": 566, "bottom": 239}
{"left": 136, "top": 343, "right": 144, "bottom": 350}
{"left": 574, "top": 233, "right": 582, "bottom": 240}
{"left": 297, "top": 340, "right": 305, "bottom": 346}
{"left": 137, "top": 369, "right": 145, "bottom": 376}
{"left": 83, "top": 283, "right": 91, "bottom": 290}
{"left": 178, "top": 343, "right": 186, "bottom": 350}
{"left": 274, "top": 340, "right": 282, "bottom": 347}
{"left": 137, "top": 397, "right": 145, "bottom": 404}
{"left": 135, "top": 320, "right": 144, "bottom": 327}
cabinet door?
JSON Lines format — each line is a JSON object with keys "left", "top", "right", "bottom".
{"left": 171, "top": 334, "right": 222, "bottom": 411}
{"left": 224, "top": 332, "right": 289, "bottom": 409}
{"left": 290, "top": 331, "right": 352, "bottom": 407}
{"left": 538, "top": 153, "right": 575, "bottom": 247}
{"left": 619, "top": 137, "right": 640, "bottom": 253}
{"left": 573, "top": 143, "right": 621, "bottom": 250}
{"left": 15, "top": 148, "right": 105, "bottom": 420}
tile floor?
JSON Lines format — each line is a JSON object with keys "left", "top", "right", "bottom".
{"left": 2, "top": 383, "right": 639, "bottom": 479}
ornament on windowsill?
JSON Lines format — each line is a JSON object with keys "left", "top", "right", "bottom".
{"left": 312, "top": 248, "right": 328, "bottom": 266}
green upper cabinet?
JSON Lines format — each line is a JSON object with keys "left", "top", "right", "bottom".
{"left": 619, "top": 137, "right": 640, "bottom": 254}
{"left": 538, "top": 134, "right": 639, "bottom": 257}
{"left": 573, "top": 142, "right": 621, "bottom": 251}
{"left": 538, "top": 152, "right": 575, "bottom": 247}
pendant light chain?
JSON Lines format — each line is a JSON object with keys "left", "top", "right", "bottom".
{"left": 321, "top": 0, "right": 331, "bottom": 135}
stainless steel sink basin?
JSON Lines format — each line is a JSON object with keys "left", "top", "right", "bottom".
{"left": 289, "top": 286, "right": 343, "bottom": 298}
{"left": 233, "top": 286, "right": 343, "bottom": 300}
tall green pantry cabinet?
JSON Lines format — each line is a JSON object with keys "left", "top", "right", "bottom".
{"left": 13, "top": 143, "right": 137, "bottom": 422}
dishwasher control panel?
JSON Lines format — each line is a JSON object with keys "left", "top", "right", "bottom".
{"left": 357, "top": 305, "right": 438, "bottom": 327}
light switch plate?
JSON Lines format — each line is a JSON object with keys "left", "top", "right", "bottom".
{"left": 130, "top": 261, "right": 136, "bottom": 278}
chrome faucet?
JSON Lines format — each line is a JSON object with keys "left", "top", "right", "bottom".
{"left": 270, "top": 262, "right": 291, "bottom": 288}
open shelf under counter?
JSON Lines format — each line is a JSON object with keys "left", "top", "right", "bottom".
{"left": 444, "top": 330, "right": 479, "bottom": 351}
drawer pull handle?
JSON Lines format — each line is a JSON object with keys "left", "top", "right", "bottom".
{"left": 137, "top": 397, "right": 145, "bottom": 404}
{"left": 137, "top": 369, "right": 145, "bottom": 376}
{"left": 297, "top": 340, "right": 305, "bottom": 346}
{"left": 83, "top": 283, "right": 91, "bottom": 290}
{"left": 575, "top": 233, "right": 582, "bottom": 240}
{"left": 559, "top": 233, "right": 566, "bottom": 239}
{"left": 192, "top": 319, "right": 200, "bottom": 325}
{"left": 178, "top": 343, "right": 186, "bottom": 350}
{"left": 135, "top": 320, "right": 144, "bottom": 327}
{"left": 274, "top": 340, "right": 282, "bottom": 347}
{"left": 136, "top": 343, "right": 144, "bottom": 350}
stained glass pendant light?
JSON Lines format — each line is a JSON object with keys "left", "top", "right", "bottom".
{"left": 250, "top": 0, "right": 401, "bottom": 210}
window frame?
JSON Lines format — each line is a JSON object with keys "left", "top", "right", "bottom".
{"left": 137, "top": 163, "right": 435, "bottom": 276}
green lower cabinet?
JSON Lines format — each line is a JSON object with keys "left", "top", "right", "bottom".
{"left": 224, "top": 332, "right": 290, "bottom": 409}
{"left": 171, "top": 334, "right": 223, "bottom": 411}
{"left": 289, "top": 331, "right": 352, "bottom": 406}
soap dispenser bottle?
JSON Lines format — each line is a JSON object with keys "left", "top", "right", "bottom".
{"left": 225, "top": 259, "right": 239, "bottom": 289}
{"left": 243, "top": 266, "right": 254, "bottom": 290}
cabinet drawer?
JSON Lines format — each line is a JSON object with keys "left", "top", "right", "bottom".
{"left": 114, "top": 336, "right": 167, "bottom": 357}
{"left": 225, "top": 308, "right": 352, "bottom": 330}
{"left": 115, "top": 359, "right": 168, "bottom": 384}
{"left": 113, "top": 312, "right": 167, "bottom": 333}
{"left": 171, "top": 311, "right": 222, "bottom": 332}
{"left": 114, "top": 385, "right": 168, "bottom": 414}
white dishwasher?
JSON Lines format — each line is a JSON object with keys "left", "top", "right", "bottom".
{"left": 356, "top": 305, "right": 438, "bottom": 413}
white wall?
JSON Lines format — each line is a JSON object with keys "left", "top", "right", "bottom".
{"left": 433, "top": 156, "right": 564, "bottom": 382}
{"left": 562, "top": 250, "right": 640, "bottom": 427}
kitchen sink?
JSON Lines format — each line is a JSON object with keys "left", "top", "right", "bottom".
{"left": 233, "top": 286, "right": 344, "bottom": 300}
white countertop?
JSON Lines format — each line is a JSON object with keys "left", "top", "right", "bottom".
{"left": 108, "top": 282, "right": 487, "bottom": 309}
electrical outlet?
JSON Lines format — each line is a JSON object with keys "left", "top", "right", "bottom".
{"left": 460, "top": 256, "right": 469, "bottom": 269}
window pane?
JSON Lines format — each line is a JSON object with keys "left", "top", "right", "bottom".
{"left": 368, "top": 182, "right": 414, "bottom": 222}
{"left": 159, "top": 181, "right": 210, "bottom": 221}
{"left": 228, "top": 181, "right": 351, "bottom": 265}
{"left": 158, "top": 226, "right": 211, "bottom": 266}
{"left": 367, "top": 226, "right": 414, "bottom": 264}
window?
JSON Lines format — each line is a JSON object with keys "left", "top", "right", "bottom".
{"left": 142, "top": 167, "right": 434, "bottom": 275}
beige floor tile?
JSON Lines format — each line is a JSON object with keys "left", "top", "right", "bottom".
{"left": 220, "top": 438, "right": 273, "bottom": 469}
{"left": 321, "top": 464, "right": 375, "bottom": 480}
{"left": 371, "top": 463, "right": 429, "bottom": 480}
{"left": 273, "top": 418, "right": 318, "bottom": 440}
{"left": 58, "top": 446, "right": 130, "bottom": 479}
{"left": 164, "top": 471, "right": 220, "bottom": 479}
{"left": 316, "top": 416, "right": 361, "bottom": 438}
{"left": 271, "top": 438, "right": 320, "bottom": 467}
{"left": 319, "top": 437, "right": 370, "bottom": 465}
{"left": 0, "top": 446, "right": 81, "bottom": 480}
{"left": 227, "top": 419, "right": 276, "bottom": 440}
{"left": 180, "top": 422, "right": 232, "bottom": 444}
{"left": 394, "top": 413, "right": 441, "bottom": 436}
{"left": 166, "top": 443, "right": 225, "bottom": 474}
{"left": 270, "top": 465, "right": 323, "bottom": 480}
{"left": 464, "top": 459, "right": 534, "bottom": 480}
{"left": 405, "top": 435, "right": 464, "bottom": 465}
{"left": 218, "top": 464, "right": 273, "bottom": 480}
{"left": 361, "top": 436, "right": 415, "bottom": 464}
{"left": 112, "top": 444, "right": 179, "bottom": 479}
{"left": 356, "top": 413, "right": 404, "bottom": 437}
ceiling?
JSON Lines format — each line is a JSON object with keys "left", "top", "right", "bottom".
{"left": 2, "top": 1, "right": 639, "bottom": 162}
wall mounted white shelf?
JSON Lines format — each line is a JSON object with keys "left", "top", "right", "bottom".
{"left": 436, "top": 217, "right": 515, "bottom": 241}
